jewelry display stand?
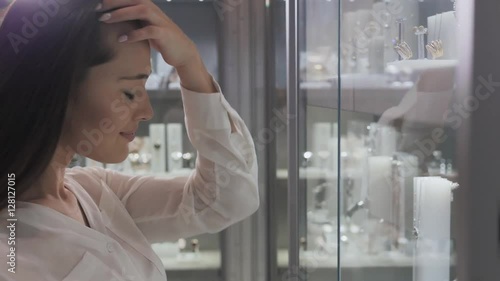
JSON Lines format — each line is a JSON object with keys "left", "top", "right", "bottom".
{"left": 413, "top": 26, "right": 428, "bottom": 60}
{"left": 388, "top": 1, "right": 419, "bottom": 61}
{"left": 393, "top": 152, "right": 419, "bottom": 242}
{"left": 399, "top": 1, "right": 419, "bottom": 55}
{"left": 394, "top": 18, "right": 413, "bottom": 60}
{"left": 426, "top": 13, "right": 444, "bottom": 59}
{"left": 427, "top": 11, "right": 457, "bottom": 60}
{"left": 367, "top": 156, "right": 394, "bottom": 223}
{"left": 369, "top": 123, "right": 400, "bottom": 157}
{"left": 149, "top": 124, "right": 167, "bottom": 173}
{"left": 166, "top": 123, "right": 184, "bottom": 172}
{"left": 364, "top": 152, "right": 418, "bottom": 255}
{"left": 366, "top": 155, "right": 394, "bottom": 254}
{"left": 413, "top": 177, "right": 456, "bottom": 281}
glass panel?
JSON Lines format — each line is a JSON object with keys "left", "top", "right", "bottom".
{"left": 274, "top": 0, "right": 291, "bottom": 278}
{"left": 296, "top": 0, "right": 342, "bottom": 280}
{"left": 339, "top": 0, "right": 459, "bottom": 281}
{"left": 291, "top": 0, "right": 461, "bottom": 280}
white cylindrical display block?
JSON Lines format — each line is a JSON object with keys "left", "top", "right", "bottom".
{"left": 413, "top": 177, "right": 453, "bottom": 281}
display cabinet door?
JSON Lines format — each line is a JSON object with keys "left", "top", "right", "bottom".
{"left": 287, "top": 0, "right": 342, "bottom": 280}
{"left": 285, "top": 0, "right": 483, "bottom": 280}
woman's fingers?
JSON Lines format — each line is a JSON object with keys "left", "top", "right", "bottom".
{"left": 98, "top": 5, "right": 146, "bottom": 23}
{"left": 95, "top": 0, "right": 199, "bottom": 67}
{"left": 96, "top": 0, "right": 142, "bottom": 12}
{"left": 98, "top": 5, "right": 161, "bottom": 25}
{"left": 119, "top": 25, "right": 164, "bottom": 43}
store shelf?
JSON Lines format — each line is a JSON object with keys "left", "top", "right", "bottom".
{"left": 352, "top": 86, "right": 413, "bottom": 116}
{"left": 304, "top": 84, "right": 352, "bottom": 111}
{"left": 276, "top": 168, "right": 336, "bottom": 180}
{"left": 155, "top": 248, "right": 451, "bottom": 270}
{"left": 303, "top": 74, "right": 414, "bottom": 115}
{"left": 277, "top": 249, "right": 454, "bottom": 268}
{"left": 147, "top": 72, "right": 422, "bottom": 114}
{"left": 303, "top": 60, "right": 457, "bottom": 116}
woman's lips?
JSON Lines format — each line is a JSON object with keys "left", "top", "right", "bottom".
{"left": 120, "top": 132, "right": 136, "bottom": 142}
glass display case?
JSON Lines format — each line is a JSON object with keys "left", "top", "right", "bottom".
{"left": 282, "top": 0, "right": 466, "bottom": 281}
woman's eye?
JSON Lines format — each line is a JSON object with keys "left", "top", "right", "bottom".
{"left": 123, "top": 91, "right": 135, "bottom": 101}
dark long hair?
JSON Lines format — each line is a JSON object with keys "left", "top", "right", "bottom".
{"left": 0, "top": 0, "right": 138, "bottom": 210}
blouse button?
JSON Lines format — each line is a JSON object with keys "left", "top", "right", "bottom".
{"left": 106, "top": 242, "right": 114, "bottom": 253}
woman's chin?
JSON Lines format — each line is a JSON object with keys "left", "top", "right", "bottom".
{"left": 112, "top": 151, "right": 130, "bottom": 164}
{"left": 97, "top": 149, "right": 130, "bottom": 164}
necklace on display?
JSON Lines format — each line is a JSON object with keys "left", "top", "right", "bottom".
{"left": 413, "top": 25, "right": 428, "bottom": 60}
{"left": 412, "top": 182, "right": 424, "bottom": 281}
{"left": 412, "top": 182, "right": 422, "bottom": 240}
{"left": 426, "top": 13, "right": 444, "bottom": 59}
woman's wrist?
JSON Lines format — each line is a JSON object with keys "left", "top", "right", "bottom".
{"left": 176, "top": 55, "right": 217, "bottom": 94}
{"left": 176, "top": 55, "right": 237, "bottom": 132}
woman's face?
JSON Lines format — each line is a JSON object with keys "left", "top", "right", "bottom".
{"left": 63, "top": 22, "right": 154, "bottom": 164}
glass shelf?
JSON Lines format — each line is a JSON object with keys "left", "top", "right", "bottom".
{"left": 277, "top": 249, "right": 455, "bottom": 268}
{"left": 152, "top": 249, "right": 221, "bottom": 271}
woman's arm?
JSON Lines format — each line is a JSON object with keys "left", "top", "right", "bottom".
{"left": 88, "top": 0, "right": 259, "bottom": 243}
{"left": 76, "top": 75, "right": 259, "bottom": 243}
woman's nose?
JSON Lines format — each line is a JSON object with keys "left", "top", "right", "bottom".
{"left": 135, "top": 94, "right": 154, "bottom": 121}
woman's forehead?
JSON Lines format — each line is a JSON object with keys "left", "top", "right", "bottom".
{"left": 100, "top": 22, "right": 149, "bottom": 51}
{"left": 99, "top": 22, "right": 151, "bottom": 71}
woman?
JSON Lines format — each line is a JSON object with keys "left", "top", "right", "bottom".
{"left": 0, "top": 0, "right": 259, "bottom": 280}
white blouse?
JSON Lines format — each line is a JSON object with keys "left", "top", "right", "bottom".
{"left": 0, "top": 76, "right": 259, "bottom": 281}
